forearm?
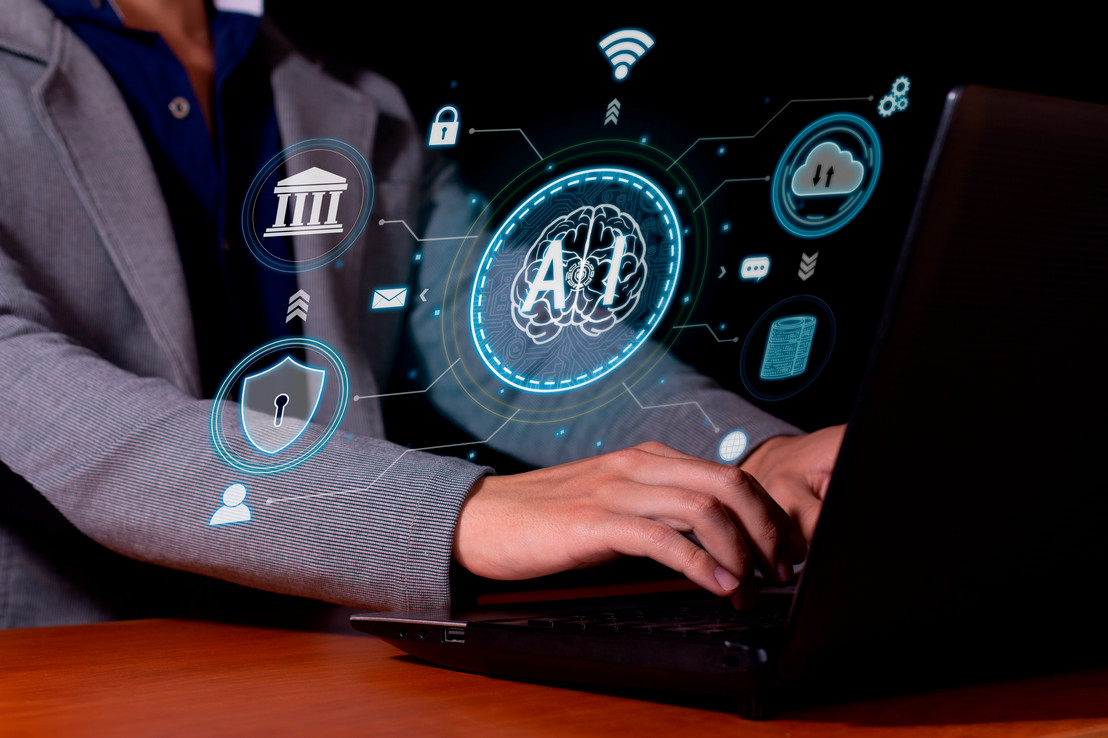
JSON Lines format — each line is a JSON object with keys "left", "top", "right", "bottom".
{"left": 0, "top": 318, "right": 488, "bottom": 612}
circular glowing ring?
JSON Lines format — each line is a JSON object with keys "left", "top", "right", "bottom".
{"left": 210, "top": 336, "right": 349, "bottom": 475}
{"left": 469, "top": 166, "right": 682, "bottom": 394}
{"left": 770, "top": 113, "right": 881, "bottom": 239}
{"left": 240, "top": 138, "right": 374, "bottom": 273}
{"left": 739, "top": 295, "right": 836, "bottom": 402}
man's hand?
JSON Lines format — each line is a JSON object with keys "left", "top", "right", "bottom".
{"left": 739, "top": 424, "right": 846, "bottom": 542}
{"left": 453, "top": 442, "right": 808, "bottom": 606}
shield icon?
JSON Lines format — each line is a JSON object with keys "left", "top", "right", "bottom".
{"left": 239, "top": 355, "right": 327, "bottom": 455}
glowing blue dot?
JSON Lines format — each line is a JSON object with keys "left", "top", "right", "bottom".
{"left": 683, "top": 226, "right": 691, "bottom": 235}
{"left": 334, "top": 260, "right": 344, "bottom": 270}
{"left": 719, "top": 322, "right": 727, "bottom": 331}
{"left": 658, "top": 377, "right": 667, "bottom": 385}
{"left": 413, "top": 252, "right": 422, "bottom": 262}
{"left": 407, "top": 368, "right": 418, "bottom": 380}
{"left": 721, "top": 222, "right": 731, "bottom": 233}
{"left": 466, "top": 450, "right": 477, "bottom": 461}
{"left": 639, "top": 135, "right": 649, "bottom": 144}
{"left": 717, "top": 145, "right": 726, "bottom": 156}
{"left": 546, "top": 163, "right": 555, "bottom": 171}
{"left": 682, "top": 294, "right": 691, "bottom": 304}
{"left": 450, "top": 80, "right": 458, "bottom": 89}
{"left": 470, "top": 196, "right": 479, "bottom": 206}
{"left": 554, "top": 428, "right": 566, "bottom": 438}
{"left": 595, "top": 439, "right": 604, "bottom": 448}
{"left": 432, "top": 308, "right": 442, "bottom": 317}
{"left": 498, "top": 388, "right": 506, "bottom": 395}
{"left": 676, "top": 187, "right": 686, "bottom": 197}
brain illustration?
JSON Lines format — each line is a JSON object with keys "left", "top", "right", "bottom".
{"left": 510, "top": 205, "right": 647, "bottom": 344}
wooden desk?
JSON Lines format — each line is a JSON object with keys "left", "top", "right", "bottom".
{"left": 2, "top": 615, "right": 1107, "bottom": 737}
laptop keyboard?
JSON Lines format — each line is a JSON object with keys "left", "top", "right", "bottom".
{"left": 521, "top": 599, "right": 788, "bottom": 640}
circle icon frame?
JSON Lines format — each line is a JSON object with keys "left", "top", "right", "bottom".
{"left": 240, "top": 138, "right": 374, "bottom": 273}
{"left": 739, "top": 295, "right": 836, "bottom": 402}
{"left": 770, "top": 113, "right": 881, "bottom": 239}
{"left": 437, "top": 138, "right": 711, "bottom": 426}
{"left": 210, "top": 336, "right": 350, "bottom": 475}
{"left": 468, "top": 166, "right": 683, "bottom": 395}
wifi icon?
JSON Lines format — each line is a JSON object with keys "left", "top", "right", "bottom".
{"left": 598, "top": 28, "right": 655, "bottom": 82}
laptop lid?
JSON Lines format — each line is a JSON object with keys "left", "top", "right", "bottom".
{"left": 779, "top": 83, "right": 1108, "bottom": 690}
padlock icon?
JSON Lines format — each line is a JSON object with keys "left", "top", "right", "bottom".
{"left": 427, "top": 105, "right": 461, "bottom": 148}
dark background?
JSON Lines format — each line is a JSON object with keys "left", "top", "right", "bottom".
{"left": 266, "top": 7, "right": 1102, "bottom": 468}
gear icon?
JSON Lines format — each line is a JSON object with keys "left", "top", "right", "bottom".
{"left": 892, "top": 75, "right": 910, "bottom": 97}
{"left": 896, "top": 95, "right": 909, "bottom": 112}
{"left": 877, "top": 94, "right": 897, "bottom": 118}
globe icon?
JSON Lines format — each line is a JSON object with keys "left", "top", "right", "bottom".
{"left": 717, "top": 429, "right": 749, "bottom": 463}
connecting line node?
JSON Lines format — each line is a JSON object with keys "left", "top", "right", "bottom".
{"left": 622, "top": 382, "right": 719, "bottom": 433}
{"left": 266, "top": 409, "right": 520, "bottom": 505}
{"left": 352, "top": 359, "right": 460, "bottom": 402}
{"left": 468, "top": 128, "right": 544, "bottom": 161}
{"left": 377, "top": 219, "right": 482, "bottom": 243}
{"left": 673, "top": 323, "right": 739, "bottom": 344}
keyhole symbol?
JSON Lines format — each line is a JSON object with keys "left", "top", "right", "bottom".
{"left": 440, "top": 126, "right": 448, "bottom": 140}
{"left": 273, "top": 393, "right": 289, "bottom": 427}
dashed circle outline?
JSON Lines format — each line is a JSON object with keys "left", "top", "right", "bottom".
{"left": 468, "top": 166, "right": 682, "bottom": 394}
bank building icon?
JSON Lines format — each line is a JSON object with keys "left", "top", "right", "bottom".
{"left": 264, "top": 166, "right": 347, "bottom": 237}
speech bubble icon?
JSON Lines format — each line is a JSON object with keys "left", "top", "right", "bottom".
{"left": 740, "top": 255, "right": 771, "bottom": 282}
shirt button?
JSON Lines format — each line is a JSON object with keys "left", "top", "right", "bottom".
{"left": 168, "top": 97, "right": 191, "bottom": 119}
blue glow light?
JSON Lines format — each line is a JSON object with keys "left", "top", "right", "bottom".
{"left": 469, "top": 167, "right": 682, "bottom": 394}
{"left": 210, "top": 337, "right": 349, "bottom": 475}
{"left": 770, "top": 113, "right": 881, "bottom": 239}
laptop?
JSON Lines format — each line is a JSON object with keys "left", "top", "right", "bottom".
{"left": 350, "top": 84, "right": 1108, "bottom": 719}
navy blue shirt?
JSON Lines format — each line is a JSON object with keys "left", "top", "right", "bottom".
{"left": 43, "top": 0, "right": 297, "bottom": 396}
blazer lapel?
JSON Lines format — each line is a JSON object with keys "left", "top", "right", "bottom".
{"left": 32, "top": 18, "right": 203, "bottom": 396}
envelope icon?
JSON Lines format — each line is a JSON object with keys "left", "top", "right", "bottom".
{"left": 371, "top": 286, "right": 408, "bottom": 310}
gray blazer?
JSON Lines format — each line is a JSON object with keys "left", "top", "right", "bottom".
{"left": 0, "top": 1, "right": 799, "bottom": 628}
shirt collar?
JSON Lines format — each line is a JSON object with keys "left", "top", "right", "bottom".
{"left": 213, "top": 0, "right": 262, "bottom": 15}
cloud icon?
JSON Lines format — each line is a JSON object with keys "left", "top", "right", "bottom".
{"left": 791, "top": 141, "right": 864, "bottom": 197}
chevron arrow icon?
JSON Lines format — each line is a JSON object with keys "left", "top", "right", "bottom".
{"left": 798, "top": 252, "right": 818, "bottom": 281}
{"left": 605, "top": 98, "right": 621, "bottom": 126}
{"left": 286, "top": 289, "right": 310, "bottom": 322}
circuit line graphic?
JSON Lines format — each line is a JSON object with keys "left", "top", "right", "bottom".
{"left": 622, "top": 382, "right": 719, "bottom": 433}
{"left": 266, "top": 410, "right": 520, "bottom": 505}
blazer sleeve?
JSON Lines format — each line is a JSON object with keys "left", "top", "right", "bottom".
{"left": 0, "top": 244, "right": 489, "bottom": 611}
{"left": 0, "top": 6, "right": 497, "bottom": 615}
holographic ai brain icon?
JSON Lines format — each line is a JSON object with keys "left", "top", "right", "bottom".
{"left": 470, "top": 167, "right": 682, "bottom": 393}
{"left": 511, "top": 204, "right": 648, "bottom": 344}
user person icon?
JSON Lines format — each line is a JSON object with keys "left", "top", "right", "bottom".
{"left": 209, "top": 483, "right": 252, "bottom": 527}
